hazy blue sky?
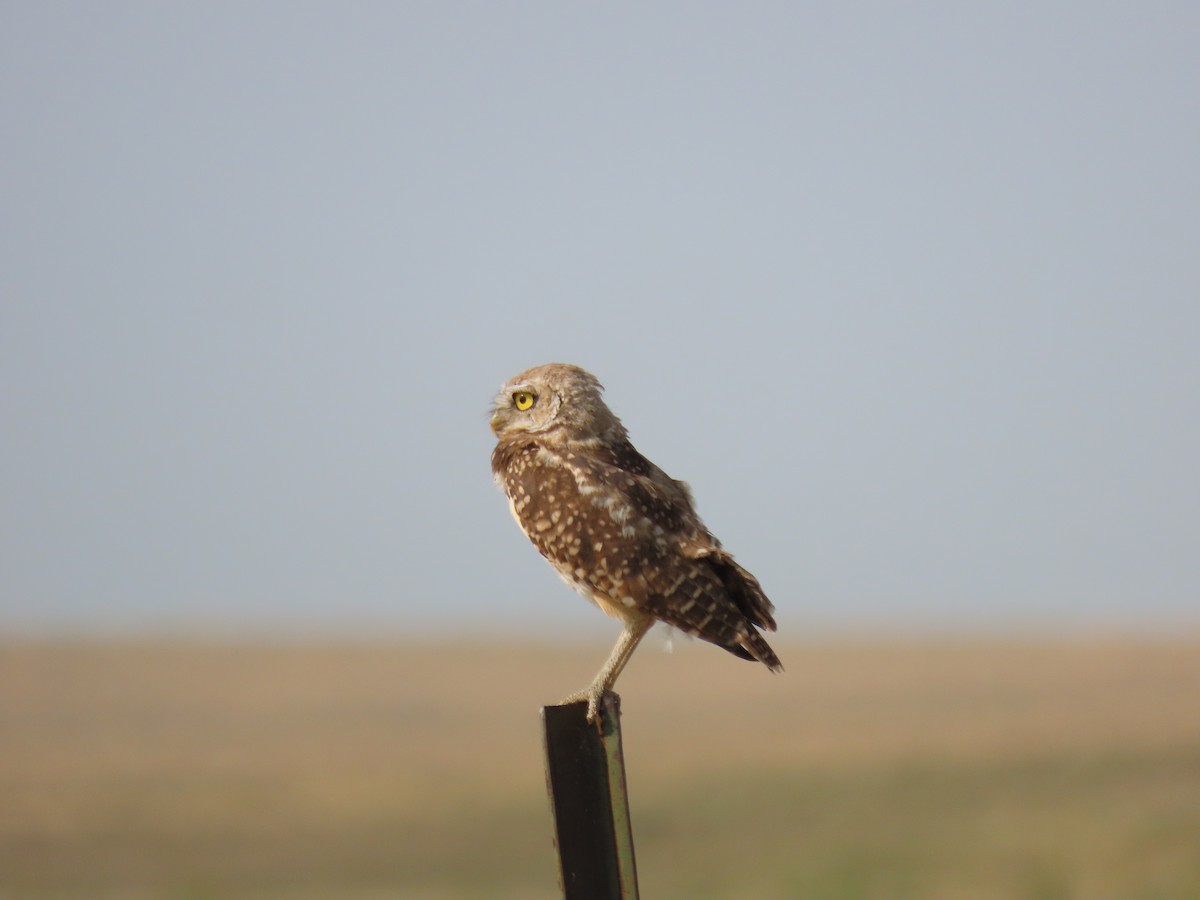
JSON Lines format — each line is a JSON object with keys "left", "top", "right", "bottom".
{"left": 3, "top": 4, "right": 1197, "bottom": 637}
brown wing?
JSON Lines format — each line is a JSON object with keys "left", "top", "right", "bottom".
{"left": 492, "top": 439, "right": 600, "bottom": 578}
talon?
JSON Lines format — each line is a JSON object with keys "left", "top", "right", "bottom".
{"left": 560, "top": 686, "right": 614, "bottom": 728}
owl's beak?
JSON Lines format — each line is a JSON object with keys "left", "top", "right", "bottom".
{"left": 489, "top": 409, "right": 506, "bottom": 434}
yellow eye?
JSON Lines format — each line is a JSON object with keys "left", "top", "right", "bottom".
{"left": 513, "top": 391, "right": 535, "bottom": 411}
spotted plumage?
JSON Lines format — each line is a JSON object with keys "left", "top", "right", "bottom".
{"left": 490, "top": 363, "right": 781, "bottom": 721}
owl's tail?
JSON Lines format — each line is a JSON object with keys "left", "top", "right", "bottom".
{"left": 733, "top": 628, "right": 783, "bottom": 672}
{"left": 713, "top": 555, "right": 783, "bottom": 672}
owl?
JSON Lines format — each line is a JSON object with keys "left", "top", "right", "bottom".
{"left": 490, "top": 363, "right": 781, "bottom": 721}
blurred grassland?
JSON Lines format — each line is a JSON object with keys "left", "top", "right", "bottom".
{"left": 2, "top": 635, "right": 1199, "bottom": 899}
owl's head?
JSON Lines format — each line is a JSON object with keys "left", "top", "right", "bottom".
{"left": 490, "top": 363, "right": 626, "bottom": 444}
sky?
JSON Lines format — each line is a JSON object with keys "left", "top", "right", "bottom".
{"left": 2, "top": 3, "right": 1198, "bottom": 638}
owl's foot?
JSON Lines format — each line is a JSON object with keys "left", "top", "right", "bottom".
{"left": 559, "top": 619, "right": 649, "bottom": 726}
{"left": 560, "top": 686, "right": 618, "bottom": 727}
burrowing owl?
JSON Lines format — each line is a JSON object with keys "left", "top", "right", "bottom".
{"left": 490, "top": 363, "right": 781, "bottom": 721}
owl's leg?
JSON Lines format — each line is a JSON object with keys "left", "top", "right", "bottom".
{"left": 562, "top": 616, "right": 654, "bottom": 723}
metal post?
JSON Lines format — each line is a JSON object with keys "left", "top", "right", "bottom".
{"left": 542, "top": 693, "right": 640, "bottom": 900}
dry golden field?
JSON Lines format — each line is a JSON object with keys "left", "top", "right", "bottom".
{"left": 2, "top": 635, "right": 1199, "bottom": 899}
